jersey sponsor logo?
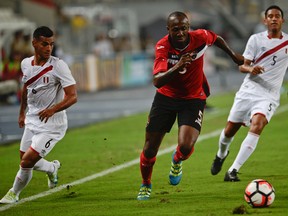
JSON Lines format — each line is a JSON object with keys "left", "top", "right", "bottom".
{"left": 157, "top": 45, "right": 165, "bottom": 50}
{"left": 167, "top": 52, "right": 180, "bottom": 67}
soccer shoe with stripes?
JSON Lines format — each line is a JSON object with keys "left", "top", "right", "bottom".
{"left": 224, "top": 169, "right": 240, "bottom": 182}
{"left": 137, "top": 184, "right": 152, "bottom": 200}
{"left": 169, "top": 151, "right": 183, "bottom": 185}
{"left": 210, "top": 151, "right": 229, "bottom": 175}
{"left": 47, "top": 160, "right": 61, "bottom": 189}
{"left": 0, "top": 189, "right": 19, "bottom": 204}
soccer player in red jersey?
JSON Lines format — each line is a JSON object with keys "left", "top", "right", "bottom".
{"left": 137, "top": 11, "right": 244, "bottom": 200}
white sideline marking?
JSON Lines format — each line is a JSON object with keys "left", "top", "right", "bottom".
{"left": 1, "top": 104, "right": 287, "bottom": 212}
{"left": 0, "top": 129, "right": 222, "bottom": 212}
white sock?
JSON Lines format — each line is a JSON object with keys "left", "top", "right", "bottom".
{"left": 228, "top": 132, "right": 259, "bottom": 172}
{"left": 33, "top": 158, "right": 55, "bottom": 173}
{"left": 12, "top": 166, "right": 33, "bottom": 196}
{"left": 217, "top": 129, "right": 234, "bottom": 159}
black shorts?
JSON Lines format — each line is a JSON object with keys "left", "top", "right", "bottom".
{"left": 146, "top": 92, "right": 206, "bottom": 133}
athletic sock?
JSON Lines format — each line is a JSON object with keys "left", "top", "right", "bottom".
{"left": 217, "top": 129, "right": 234, "bottom": 159}
{"left": 140, "top": 151, "right": 156, "bottom": 185}
{"left": 173, "top": 145, "right": 194, "bottom": 163}
{"left": 12, "top": 166, "right": 33, "bottom": 196}
{"left": 228, "top": 132, "right": 259, "bottom": 172}
{"left": 33, "top": 158, "right": 55, "bottom": 173}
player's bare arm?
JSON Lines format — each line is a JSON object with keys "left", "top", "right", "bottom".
{"left": 18, "top": 84, "right": 28, "bottom": 128}
{"left": 38, "top": 84, "right": 77, "bottom": 123}
{"left": 213, "top": 35, "right": 244, "bottom": 65}
{"left": 153, "top": 53, "right": 193, "bottom": 88}
{"left": 239, "top": 59, "right": 264, "bottom": 75}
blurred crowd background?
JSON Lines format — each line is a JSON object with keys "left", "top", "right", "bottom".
{"left": 0, "top": 0, "right": 288, "bottom": 105}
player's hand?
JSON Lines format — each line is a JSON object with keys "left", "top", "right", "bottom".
{"left": 178, "top": 53, "right": 193, "bottom": 71}
{"left": 38, "top": 108, "right": 55, "bottom": 123}
{"left": 250, "top": 65, "right": 264, "bottom": 75}
{"left": 18, "top": 114, "right": 25, "bottom": 128}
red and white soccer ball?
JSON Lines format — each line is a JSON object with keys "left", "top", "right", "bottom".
{"left": 244, "top": 179, "right": 275, "bottom": 208}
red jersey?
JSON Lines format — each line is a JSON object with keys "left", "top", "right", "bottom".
{"left": 153, "top": 29, "right": 218, "bottom": 99}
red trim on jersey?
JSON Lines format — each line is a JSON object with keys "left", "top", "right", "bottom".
{"left": 254, "top": 40, "right": 288, "bottom": 64}
{"left": 153, "top": 29, "right": 217, "bottom": 99}
{"left": 253, "top": 112, "right": 266, "bottom": 118}
{"left": 267, "top": 34, "right": 283, "bottom": 39}
{"left": 25, "top": 65, "right": 53, "bottom": 86}
{"left": 29, "top": 146, "right": 40, "bottom": 155}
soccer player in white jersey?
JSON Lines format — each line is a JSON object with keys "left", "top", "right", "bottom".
{"left": 210, "top": 5, "right": 288, "bottom": 181}
{"left": 0, "top": 26, "right": 77, "bottom": 203}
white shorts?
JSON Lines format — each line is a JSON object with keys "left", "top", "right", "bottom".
{"left": 20, "top": 127, "right": 66, "bottom": 158}
{"left": 228, "top": 91, "right": 278, "bottom": 127}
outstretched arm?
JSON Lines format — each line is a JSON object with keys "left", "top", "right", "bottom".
{"left": 213, "top": 35, "right": 244, "bottom": 65}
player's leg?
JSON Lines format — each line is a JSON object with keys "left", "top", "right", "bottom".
{"left": 0, "top": 148, "right": 40, "bottom": 204}
{"left": 211, "top": 92, "right": 248, "bottom": 176}
{"left": 169, "top": 125, "right": 198, "bottom": 185}
{"left": 225, "top": 98, "right": 276, "bottom": 181}
{"left": 137, "top": 131, "right": 165, "bottom": 200}
{"left": 211, "top": 121, "right": 242, "bottom": 175}
{"left": 30, "top": 131, "right": 65, "bottom": 189}
{"left": 137, "top": 92, "right": 176, "bottom": 200}
{"left": 26, "top": 129, "right": 63, "bottom": 188}
{"left": 140, "top": 132, "right": 165, "bottom": 185}
{"left": 225, "top": 114, "right": 268, "bottom": 181}
{"left": 169, "top": 98, "right": 205, "bottom": 185}
{"left": 0, "top": 128, "right": 34, "bottom": 204}
{"left": 34, "top": 158, "right": 58, "bottom": 173}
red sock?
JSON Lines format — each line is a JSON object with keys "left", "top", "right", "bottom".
{"left": 140, "top": 151, "right": 156, "bottom": 185}
{"left": 173, "top": 145, "right": 194, "bottom": 162}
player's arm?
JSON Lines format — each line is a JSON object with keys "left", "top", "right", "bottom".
{"left": 239, "top": 58, "right": 264, "bottom": 75}
{"left": 213, "top": 35, "right": 244, "bottom": 65}
{"left": 153, "top": 53, "right": 192, "bottom": 88}
{"left": 38, "top": 84, "right": 77, "bottom": 123}
{"left": 18, "top": 84, "right": 28, "bottom": 128}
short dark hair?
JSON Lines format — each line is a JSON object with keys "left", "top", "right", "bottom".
{"left": 167, "top": 11, "right": 188, "bottom": 26}
{"left": 265, "top": 5, "right": 284, "bottom": 18}
{"left": 33, "top": 26, "right": 54, "bottom": 39}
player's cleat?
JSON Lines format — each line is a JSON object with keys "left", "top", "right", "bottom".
{"left": 224, "top": 169, "right": 240, "bottom": 182}
{"left": 47, "top": 160, "right": 61, "bottom": 189}
{"left": 169, "top": 151, "right": 183, "bottom": 185}
{"left": 0, "top": 189, "right": 19, "bottom": 204}
{"left": 211, "top": 151, "right": 229, "bottom": 175}
{"left": 137, "top": 184, "right": 152, "bottom": 200}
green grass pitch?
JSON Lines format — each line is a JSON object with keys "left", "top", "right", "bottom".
{"left": 0, "top": 86, "right": 288, "bottom": 216}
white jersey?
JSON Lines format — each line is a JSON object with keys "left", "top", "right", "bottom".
{"left": 239, "top": 30, "right": 288, "bottom": 102}
{"left": 21, "top": 56, "right": 76, "bottom": 131}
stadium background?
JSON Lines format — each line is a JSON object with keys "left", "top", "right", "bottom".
{"left": 0, "top": 0, "right": 288, "bottom": 144}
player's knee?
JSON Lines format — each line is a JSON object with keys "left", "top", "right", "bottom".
{"left": 143, "top": 148, "right": 158, "bottom": 159}
{"left": 20, "top": 159, "right": 35, "bottom": 168}
{"left": 179, "top": 144, "right": 194, "bottom": 157}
